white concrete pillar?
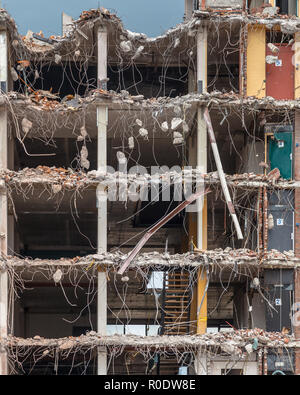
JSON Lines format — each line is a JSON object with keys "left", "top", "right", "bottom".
{"left": 196, "top": 25, "right": 208, "bottom": 364}
{"left": 0, "top": 29, "right": 8, "bottom": 376}
{"left": 97, "top": 27, "right": 108, "bottom": 90}
{"left": 97, "top": 25, "right": 108, "bottom": 376}
{"left": 196, "top": 107, "right": 207, "bottom": 249}
{"left": 185, "top": 0, "right": 194, "bottom": 20}
{"left": 197, "top": 27, "right": 207, "bottom": 95}
{"left": 196, "top": 26, "right": 208, "bottom": 250}
{"left": 62, "top": 12, "right": 73, "bottom": 36}
{"left": 194, "top": 354, "right": 207, "bottom": 375}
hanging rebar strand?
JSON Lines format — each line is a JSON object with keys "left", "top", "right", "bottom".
{"left": 257, "top": 187, "right": 263, "bottom": 258}
{"left": 263, "top": 187, "right": 269, "bottom": 257}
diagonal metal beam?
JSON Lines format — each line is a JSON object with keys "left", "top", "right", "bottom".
{"left": 203, "top": 107, "right": 243, "bottom": 240}
{"left": 118, "top": 188, "right": 210, "bottom": 275}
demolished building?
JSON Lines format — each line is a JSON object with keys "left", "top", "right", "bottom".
{"left": 1, "top": 0, "right": 300, "bottom": 375}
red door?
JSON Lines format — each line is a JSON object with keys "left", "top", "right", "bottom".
{"left": 266, "top": 44, "right": 294, "bottom": 100}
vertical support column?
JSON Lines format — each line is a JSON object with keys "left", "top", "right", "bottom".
{"left": 184, "top": 0, "right": 194, "bottom": 20}
{"left": 196, "top": 26, "right": 207, "bottom": 95}
{"left": 0, "top": 29, "right": 8, "bottom": 376}
{"left": 62, "top": 12, "right": 73, "bottom": 36}
{"left": 196, "top": 27, "right": 207, "bottom": 336}
{"left": 97, "top": 25, "right": 108, "bottom": 376}
{"left": 194, "top": 353, "right": 207, "bottom": 375}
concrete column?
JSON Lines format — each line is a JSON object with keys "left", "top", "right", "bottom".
{"left": 194, "top": 354, "right": 207, "bottom": 375}
{"left": 0, "top": 29, "right": 8, "bottom": 376}
{"left": 97, "top": 25, "right": 108, "bottom": 376}
{"left": 196, "top": 27, "right": 207, "bottom": 336}
{"left": 185, "top": 0, "right": 194, "bottom": 20}
{"left": 197, "top": 27, "right": 207, "bottom": 95}
{"left": 62, "top": 12, "right": 73, "bottom": 36}
{"left": 195, "top": 26, "right": 208, "bottom": 375}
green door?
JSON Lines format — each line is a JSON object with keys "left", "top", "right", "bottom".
{"left": 269, "top": 132, "right": 292, "bottom": 180}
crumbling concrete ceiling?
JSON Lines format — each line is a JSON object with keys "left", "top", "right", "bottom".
{"left": 10, "top": 187, "right": 96, "bottom": 214}
{"left": 10, "top": 103, "right": 196, "bottom": 140}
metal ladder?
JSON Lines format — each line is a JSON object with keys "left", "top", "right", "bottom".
{"left": 161, "top": 270, "right": 191, "bottom": 336}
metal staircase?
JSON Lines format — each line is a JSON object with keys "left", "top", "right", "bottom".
{"left": 155, "top": 271, "right": 192, "bottom": 375}
{"left": 161, "top": 270, "right": 191, "bottom": 335}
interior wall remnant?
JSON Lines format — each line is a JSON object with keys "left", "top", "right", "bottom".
{"left": 248, "top": 0, "right": 265, "bottom": 10}
{"left": 240, "top": 141, "right": 265, "bottom": 174}
{"left": 194, "top": 354, "right": 207, "bottom": 375}
{"left": 252, "top": 293, "right": 266, "bottom": 330}
{"left": 246, "top": 25, "right": 266, "bottom": 98}
{"left": 264, "top": 269, "right": 293, "bottom": 332}
{"left": 233, "top": 286, "right": 249, "bottom": 329}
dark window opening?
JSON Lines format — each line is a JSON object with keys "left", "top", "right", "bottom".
{"left": 108, "top": 65, "right": 188, "bottom": 99}
{"left": 207, "top": 63, "right": 239, "bottom": 93}
{"left": 266, "top": 31, "right": 294, "bottom": 44}
{"left": 221, "top": 369, "right": 244, "bottom": 375}
{"left": 134, "top": 187, "right": 185, "bottom": 227}
{"left": 13, "top": 63, "right": 97, "bottom": 99}
{"left": 15, "top": 138, "right": 97, "bottom": 171}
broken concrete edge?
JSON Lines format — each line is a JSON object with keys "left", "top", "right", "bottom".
{"left": 6, "top": 90, "right": 300, "bottom": 116}
{"left": 0, "top": 249, "right": 299, "bottom": 270}
{"left": 0, "top": 330, "right": 296, "bottom": 352}
{"left": 3, "top": 7, "right": 300, "bottom": 59}
{"left": 0, "top": 167, "right": 298, "bottom": 191}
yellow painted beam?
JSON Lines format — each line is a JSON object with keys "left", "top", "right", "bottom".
{"left": 197, "top": 269, "right": 208, "bottom": 334}
{"left": 188, "top": 211, "right": 197, "bottom": 334}
{"left": 269, "top": 0, "right": 275, "bottom": 7}
{"left": 295, "top": 32, "right": 300, "bottom": 99}
{"left": 188, "top": 137, "right": 208, "bottom": 334}
{"left": 196, "top": 197, "right": 207, "bottom": 334}
{"left": 247, "top": 25, "right": 266, "bottom": 98}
